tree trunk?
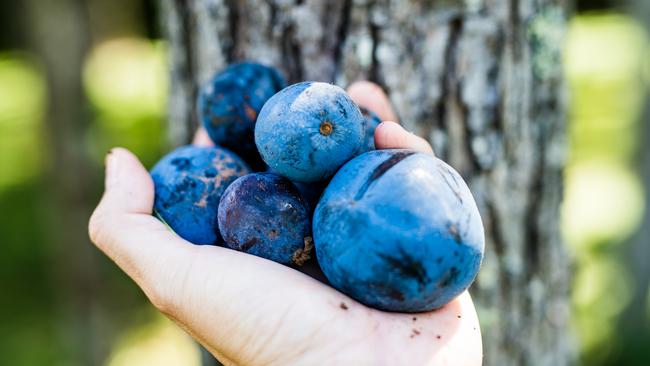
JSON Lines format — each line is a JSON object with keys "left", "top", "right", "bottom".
{"left": 161, "top": 1, "right": 573, "bottom": 365}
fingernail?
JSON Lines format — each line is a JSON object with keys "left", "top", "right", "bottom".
{"left": 385, "top": 120, "right": 403, "bottom": 130}
{"left": 105, "top": 149, "right": 119, "bottom": 189}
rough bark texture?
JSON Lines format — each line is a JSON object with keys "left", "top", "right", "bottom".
{"left": 161, "top": 1, "right": 573, "bottom": 365}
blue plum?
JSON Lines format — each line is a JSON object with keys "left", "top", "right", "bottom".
{"left": 255, "top": 82, "right": 364, "bottom": 182}
{"left": 218, "top": 172, "right": 313, "bottom": 266}
{"left": 313, "top": 149, "right": 484, "bottom": 312}
{"left": 151, "top": 145, "right": 250, "bottom": 245}
{"left": 198, "top": 62, "right": 286, "bottom": 170}
{"left": 292, "top": 180, "right": 327, "bottom": 213}
{"left": 358, "top": 107, "right": 382, "bottom": 153}
{"left": 267, "top": 167, "right": 326, "bottom": 213}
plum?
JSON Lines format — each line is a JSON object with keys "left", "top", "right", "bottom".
{"left": 358, "top": 107, "right": 382, "bottom": 153}
{"left": 218, "top": 172, "right": 312, "bottom": 266}
{"left": 313, "top": 149, "right": 484, "bottom": 312}
{"left": 255, "top": 82, "right": 364, "bottom": 182}
{"left": 292, "top": 180, "right": 327, "bottom": 214}
{"left": 151, "top": 145, "right": 250, "bottom": 245}
{"left": 267, "top": 167, "right": 326, "bottom": 214}
{"left": 198, "top": 62, "right": 286, "bottom": 170}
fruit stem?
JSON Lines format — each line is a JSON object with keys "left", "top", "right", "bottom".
{"left": 319, "top": 121, "right": 333, "bottom": 136}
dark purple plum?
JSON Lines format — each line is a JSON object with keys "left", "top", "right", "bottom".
{"left": 266, "top": 167, "right": 327, "bottom": 214}
{"left": 218, "top": 173, "right": 312, "bottom": 266}
{"left": 358, "top": 107, "right": 382, "bottom": 153}
{"left": 292, "top": 180, "right": 327, "bottom": 214}
{"left": 198, "top": 62, "right": 286, "bottom": 171}
{"left": 151, "top": 145, "right": 250, "bottom": 245}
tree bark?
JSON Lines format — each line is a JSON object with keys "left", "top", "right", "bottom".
{"left": 161, "top": 1, "right": 573, "bottom": 365}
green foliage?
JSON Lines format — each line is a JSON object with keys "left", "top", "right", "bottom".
{"left": 0, "top": 52, "right": 45, "bottom": 189}
{"left": 0, "top": 183, "right": 58, "bottom": 365}
{"left": 83, "top": 38, "right": 169, "bottom": 168}
{"left": 563, "top": 13, "right": 648, "bottom": 365}
{"left": 0, "top": 39, "right": 171, "bottom": 364}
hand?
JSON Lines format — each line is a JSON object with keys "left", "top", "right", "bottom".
{"left": 89, "top": 81, "right": 482, "bottom": 366}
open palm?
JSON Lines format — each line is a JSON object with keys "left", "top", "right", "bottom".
{"left": 89, "top": 82, "right": 482, "bottom": 366}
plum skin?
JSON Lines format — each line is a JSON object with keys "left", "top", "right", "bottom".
{"left": 267, "top": 166, "right": 326, "bottom": 214}
{"left": 218, "top": 172, "right": 313, "bottom": 266}
{"left": 313, "top": 149, "right": 485, "bottom": 312}
{"left": 151, "top": 145, "right": 250, "bottom": 245}
{"left": 292, "top": 180, "right": 327, "bottom": 214}
{"left": 255, "top": 81, "right": 364, "bottom": 182}
{"left": 358, "top": 107, "right": 382, "bottom": 153}
{"left": 198, "top": 62, "right": 286, "bottom": 171}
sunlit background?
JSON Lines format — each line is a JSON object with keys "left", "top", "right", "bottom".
{"left": 0, "top": 0, "right": 648, "bottom": 365}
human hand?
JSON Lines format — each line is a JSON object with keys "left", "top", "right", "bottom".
{"left": 89, "top": 81, "right": 482, "bottom": 366}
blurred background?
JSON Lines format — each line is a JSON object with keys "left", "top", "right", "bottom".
{"left": 0, "top": 0, "right": 648, "bottom": 365}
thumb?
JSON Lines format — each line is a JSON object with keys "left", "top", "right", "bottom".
{"left": 374, "top": 121, "right": 434, "bottom": 155}
{"left": 88, "top": 148, "right": 191, "bottom": 297}
{"left": 97, "top": 147, "right": 155, "bottom": 216}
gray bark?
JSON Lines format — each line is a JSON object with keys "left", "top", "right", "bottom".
{"left": 161, "top": 1, "right": 573, "bottom": 365}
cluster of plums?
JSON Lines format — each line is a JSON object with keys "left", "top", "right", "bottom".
{"left": 151, "top": 62, "right": 485, "bottom": 312}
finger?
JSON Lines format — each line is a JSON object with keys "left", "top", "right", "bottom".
{"left": 347, "top": 81, "right": 399, "bottom": 122}
{"left": 374, "top": 121, "right": 434, "bottom": 155}
{"left": 96, "top": 147, "right": 154, "bottom": 215}
{"left": 192, "top": 127, "right": 215, "bottom": 146}
{"left": 88, "top": 148, "right": 193, "bottom": 293}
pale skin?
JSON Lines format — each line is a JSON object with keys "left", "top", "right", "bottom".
{"left": 89, "top": 81, "right": 483, "bottom": 366}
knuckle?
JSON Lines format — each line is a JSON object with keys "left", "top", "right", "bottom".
{"left": 145, "top": 273, "right": 182, "bottom": 317}
{"left": 88, "top": 211, "right": 103, "bottom": 245}
{"left": 145, "top": 250, "right": 198, "bottom": 317}
{"left": 147, "top": 286, "right": 174, "bottom": 314}
{"left": 88, "top": 209, "right": 113, "bottom": 247}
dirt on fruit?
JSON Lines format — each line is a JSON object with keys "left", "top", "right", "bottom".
{"left": 292, "top": 236, "right": 313, "bottom": 266}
